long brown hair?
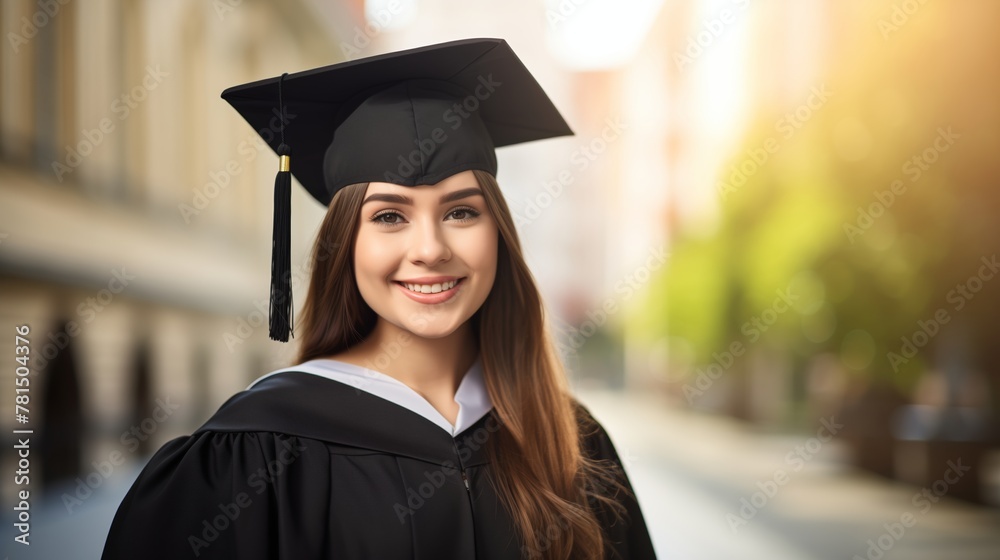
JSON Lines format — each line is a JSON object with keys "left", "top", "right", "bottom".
{"left": 295, "top": 169, "right": 632, "bottom": 559}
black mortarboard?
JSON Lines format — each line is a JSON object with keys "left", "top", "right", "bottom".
{"left": 220, "top": 38, "right": 573, "bottom": 342}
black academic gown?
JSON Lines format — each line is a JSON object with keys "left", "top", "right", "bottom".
{"left": 101, "top": 371, "right": 657, "bottom": 559}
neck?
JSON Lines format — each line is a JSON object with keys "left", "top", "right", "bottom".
{"left": 343, "top": 319, "right": 478, "bottom": 398}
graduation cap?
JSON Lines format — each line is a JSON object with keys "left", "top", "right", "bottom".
{"left": 221, "top": 37, "right": 574, "bottom": 342}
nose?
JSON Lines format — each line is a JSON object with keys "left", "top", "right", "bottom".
{"left": 406, "top": 216, "right": 451, "bottom": 267}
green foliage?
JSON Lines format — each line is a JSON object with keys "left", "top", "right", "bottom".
{"left": 635, "top": 0, "right": 1000, "bottom": 398}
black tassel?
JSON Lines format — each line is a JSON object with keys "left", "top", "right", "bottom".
{"left": 269, "top": 143, "right": 293, "bottom": 342}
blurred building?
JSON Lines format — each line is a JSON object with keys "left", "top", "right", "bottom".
{"left": 0, "top": 0, "right": 360, "bottom": 503}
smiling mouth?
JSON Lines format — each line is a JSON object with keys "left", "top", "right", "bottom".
{"left": 394, "top": 277, "right": 466, "bottom": 294}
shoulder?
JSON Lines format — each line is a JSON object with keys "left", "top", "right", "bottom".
{"left": 116, "top": 428, "right": 315, "bottom": 504}
{"left": 568, "top": 396, "right": 659, "bottom": 559}
{"left": 102, "top": 429, "right": 306, "bottom": 559}
{"left": 568, "top": 395, "right": 622, "bottom": 462}
{"left": 197, "top": 371, "right": 327, "bottom": 431}
{"left": 192, "top": 370, "right": 368, "bottom": 442}
{"left": 569, "top": 395, "right": 601, "bottom": 430}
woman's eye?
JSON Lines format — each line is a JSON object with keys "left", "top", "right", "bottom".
{"left": 371, "top": 211, "right": 404, "bottom": 226}
{"left": 448, "top": 207, "right": 481, "bottom": 222}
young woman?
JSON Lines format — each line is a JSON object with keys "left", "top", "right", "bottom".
{"left": 101, "top": 38, "right": 657, "bottom": 560}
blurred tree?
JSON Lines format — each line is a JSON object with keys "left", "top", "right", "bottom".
{"left": 636, "top": 0, "right": 1000, "bottom": 426}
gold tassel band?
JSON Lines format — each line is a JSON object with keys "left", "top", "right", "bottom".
{"left": 279, "top": 154, "right": 291, "bottom": 172}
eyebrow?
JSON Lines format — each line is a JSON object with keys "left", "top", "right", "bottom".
{"left": 362, "top": 187, "right": 484, "bottom": 206}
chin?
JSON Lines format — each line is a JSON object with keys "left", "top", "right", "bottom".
{"left": 397, "top": 315, "right": 469, "bottom": 339}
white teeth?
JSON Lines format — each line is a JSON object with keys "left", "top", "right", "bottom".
{"left": 403, "top": 279, "right": 457, "bottom": 294}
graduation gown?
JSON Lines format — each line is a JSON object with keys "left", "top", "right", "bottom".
{"left": 101, "top": 361, "right": 657, "bottom": 559}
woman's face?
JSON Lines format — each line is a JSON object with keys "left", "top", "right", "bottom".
{"left": 353, "top": 170, "right": 498, "bottom": 339}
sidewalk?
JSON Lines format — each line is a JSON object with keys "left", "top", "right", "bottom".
{"left": 0, "top": 463, "right": 138, "bottom": 560}
{"left": 575, "top": 388, "right": 1000, "bottom": 560}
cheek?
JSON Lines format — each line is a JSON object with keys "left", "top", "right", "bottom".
{"left": 464, "top": 227, "right": 498, "bottom": 281}
{"left": 353, "top": 230, "right": 396, "bottom": 283}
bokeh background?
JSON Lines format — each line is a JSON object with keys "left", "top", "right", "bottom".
{"left": 2, "top": 0, "right": 999, "bottom": 558}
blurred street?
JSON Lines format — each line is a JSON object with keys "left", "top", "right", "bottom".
{"left": 5, "top": 388, "right": 999, "bottom": 560}
{"left": 575, "top": 389, "right": 1000, "bottom": 560}
{"left": 1, "top": 457, "right": 138, "bottom": 559}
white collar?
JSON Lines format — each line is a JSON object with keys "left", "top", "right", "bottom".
{"left": 246, "top": 356, "right": 492, "bottom": 437}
